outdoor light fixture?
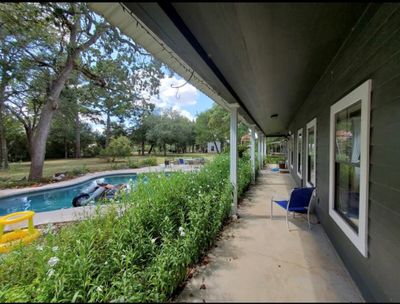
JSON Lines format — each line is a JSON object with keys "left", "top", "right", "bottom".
{"left": 270, "top": 113, "right": 279, "bottom": 119}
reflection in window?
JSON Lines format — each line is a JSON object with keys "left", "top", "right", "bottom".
{"left": 297, "top": 129, "right": 302, "bottom": 177}
{"left": 290, "top": 134, "right": 294, "bottom": 167}
{"left": 334, "top": 101, "right": 361, "bottom": 231}
{"left": 307, "top": 127, "right": 315, "bottom": 186}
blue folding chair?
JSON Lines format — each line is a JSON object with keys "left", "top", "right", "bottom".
{"left": 270, "top": 187, "right": 315, "bottom": 230}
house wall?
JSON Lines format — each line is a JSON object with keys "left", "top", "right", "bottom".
{"left": 207, "top": 141, "right": 221, "bottom": 153}
{"left": 287, "top": 3, "right": 400, "bottom": 302}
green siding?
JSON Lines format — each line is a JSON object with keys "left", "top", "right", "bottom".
{"left": 288, "top": 3, "right": 400, "bottom": 302}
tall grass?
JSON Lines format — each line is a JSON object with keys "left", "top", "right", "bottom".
{"left": 0, "top": 154, "right": 253, "bottom": 302}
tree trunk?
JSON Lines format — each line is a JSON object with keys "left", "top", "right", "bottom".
{"left": 105, "top": 110, "right": 111, "bottom": 147}
{"left": 75, "top": 111, "right": 81, "bottom": 158}
{"left": 148, "top": 144, "right": 154, "bottom": 155}
{"left": 29, "top": 54, "right": 76, "bottom": 180}
{"left": 0, "top": 74, "right": 9, "bottom": 169}
{"left": 64, "top": 137, "right": 67, "bottom": 159}
{"left": 213, "top": 140, "right": 220, "bottom": 154}
{"left": 163, "top": 143, "right": 167, "bottom": 156}
{"left": 141, "top": 140, "right": 145, "bottom": 156}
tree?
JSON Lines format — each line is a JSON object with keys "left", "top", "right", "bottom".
{"left": 87, "top": 57, "right": 162, "bottom": 147}
{"left": 195, "top": 104, "right": 249, "bottom": 153}
{"left": 1, "top": 3, "right": 163, "bottom": 179}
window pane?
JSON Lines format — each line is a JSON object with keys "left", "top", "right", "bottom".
{"left": 307, "top": 128, "right": 315, "bottom": 185}
{"left": 335, "top": 102, "right": 361, "bottom": 163}
{"left": 297, "top": 133, "right": 302, "bottom": 173}
{"left": 334, "top": 101, "right": 361, "bottom": 231}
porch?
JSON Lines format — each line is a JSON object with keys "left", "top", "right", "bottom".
{"left": 176, "top": 167, "right": 363, "bottom": 302}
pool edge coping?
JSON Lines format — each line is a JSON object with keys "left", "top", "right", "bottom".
{"left": 0, "top": 164, "right": 197, "bottom": 199}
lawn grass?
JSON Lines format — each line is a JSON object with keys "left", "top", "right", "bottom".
{"left": 0, "top": 153, "right": 214, "bottom": 189}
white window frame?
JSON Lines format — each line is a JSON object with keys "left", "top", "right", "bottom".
{"left": 290, "top": 133, "right": 294, "bottom": 169}
{"left": 297, "top": 128, "right": 303, "bottom": 179}
{"left": 329, "top": 79, "right": 371, "bottom": 258}
{"left": 306, "top": 118, "right": 317, "bottom": 188}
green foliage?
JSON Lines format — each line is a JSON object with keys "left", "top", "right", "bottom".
{"left": 265, "top": 154, "right": 286, "bottom": 164}
{"left": 139, "top": 157, "right": 158, "bottom": 167}
{"left": 238, "top": 144, "right": 249, "bottom": 158}
{"left": 70, "top": 164, "right": 89, "bottom": 176}
{"left": 100, "top": 136, "right": 132, "bottom": 162}
{"left": 0, "top": 155, "right": 253, "bottom": 302}
{"left": 126, "top": 158, "right": 140, "bottom": 169}
{"left": 194, "top": 104, "right": 250, "bottom": 153}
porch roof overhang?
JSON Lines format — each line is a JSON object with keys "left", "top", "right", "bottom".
{"left": 89, "top": 3, "right": 368, "bottom": 136}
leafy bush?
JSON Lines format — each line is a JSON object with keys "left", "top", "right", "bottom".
{"left": 100, "top": 136, "right": 132, "bottom": 162}
{"left": 0, "top": 155, "right": 252, "bottom": 302}
{"left": 139, "top": 157, "right": 158, "bottom": 167}
{"left": 70, "top": 164, "right": 88, "bottom": 176}
{"left": 265, "top": 154, "right": 286, "bottom": 164}
{"left": 126, "top": 158, "right": 139, "bottom": 169}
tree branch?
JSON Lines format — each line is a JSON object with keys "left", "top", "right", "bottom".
{"left": 74, "top": 63, "right": 106, "bottom": 87}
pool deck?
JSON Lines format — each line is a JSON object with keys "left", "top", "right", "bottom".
{"left": 1, "top": 164, "right": 199, "bottom": 231}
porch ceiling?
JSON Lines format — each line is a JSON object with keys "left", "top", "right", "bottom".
{"left": 94, "top": 3, "right": 367, "bottom": 135}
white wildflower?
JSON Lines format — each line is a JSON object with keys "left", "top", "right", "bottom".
{"left": 179, "top": 227, "right": 186, "bottom": 237}
{"left": 121, "top": 254, "right": 126, "bottom": 259}
{"left": 104, "top": 261, "right": 108, "bottom": 265}
{"left": 36, "top": 245, "right": 44, "bottom": 251}
{"left": 151, "top": 238, "right": 157, "bottom": 244}
{"left": 96, "top": 286, "right": 103, "bottom": 292}
{"left": 47, "top": 268, "right": 55, "bottom": 278}
{"left": 48, "top": 256, "right": 59, "bottom": 267}
{"left": 52, "top": 246, "right": 59, "bottom": 252}
{"left": 44, "top": 224, "right": 54, "bottom": 234}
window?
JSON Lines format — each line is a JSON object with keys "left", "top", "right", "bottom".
{"left": 290, "top": 133, "right": 294, "bottom": 169}
{"left": 329, "top": 80, "right": 371, "bottom": 257}
{"left": 297, "top": 128, "right": 303, "bottom": 179}
{"left": 306, "top": 118, "right": 317, "bottom": 188}
{"left": 211, "top": 145, "right": 215, "bottom": 152}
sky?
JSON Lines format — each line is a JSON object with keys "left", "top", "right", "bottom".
{"left": 90, "top": 72, "right": 215, "bottom": 132}
{"left": 149, "top": 73, "right": 215, "bottom": 121}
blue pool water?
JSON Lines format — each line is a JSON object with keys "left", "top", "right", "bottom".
{"left": 0, "top": 174, "right": 138, "bottom": 216}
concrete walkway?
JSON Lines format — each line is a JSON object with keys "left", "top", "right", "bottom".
{"left": 176, "top": 168, "right": 364, "bottom": 302}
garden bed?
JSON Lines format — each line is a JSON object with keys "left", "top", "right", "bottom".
{"left": 0, "top": 154, "right": 254, "bottom": 302}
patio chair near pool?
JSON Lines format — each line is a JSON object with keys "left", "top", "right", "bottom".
{"left": 270, "top": 187, "right": 315, "bottom": 230}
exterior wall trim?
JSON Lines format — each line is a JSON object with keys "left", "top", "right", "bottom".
{"left": 306, "top": 118, "right": 317, "bottom": 189}
{"left": 328, "top": 79, "right": 371, "bottom": 258}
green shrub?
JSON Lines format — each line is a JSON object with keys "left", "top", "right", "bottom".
{"left": 127, "top": 158, "right": 139, "bottom": 169}
{"left": 139, "top": 157, "right": 157, "bottom": 167}
{"left": 265, "top": 154, "right": 285, "bottom": 164}
{"left": 70, "top": 164, "right": 88, "bottom": 176}
{"left": 100, "top": 136, "right": 132, "bottom": 162}
{"left": 0, "top": 155, "right": 252, "bottom": 302}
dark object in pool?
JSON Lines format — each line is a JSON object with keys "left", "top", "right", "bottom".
{"left": 72, "top": 183, "right": 126, "bottom": 207}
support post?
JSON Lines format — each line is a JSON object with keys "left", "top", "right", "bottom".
{"left": 230, "top": 104, "right": 239, "bottom": 216}
{"left": 258, "top": 132, "right": 262, "bottom": 171}
{"left": 264, "top": 136, "right": 268, "bottom": 167}
{"left": 263, "top": 135, "right": 266, "bottom": 167}
{"left": 250, "top": 127, "right": 256, "bottom": 183}
{"left": 261, "top": 135, "right": 265, "bottom": 168}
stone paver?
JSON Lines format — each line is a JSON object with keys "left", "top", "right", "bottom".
{"left": 176, "top": 168, "right": 364, "bottom": 302}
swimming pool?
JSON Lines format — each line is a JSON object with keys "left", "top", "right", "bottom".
{"left": 0, "top": 174, "right": 138, "bottom": 216}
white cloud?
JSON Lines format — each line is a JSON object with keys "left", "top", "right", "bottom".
{"left": 150, "top": 75, "right": 197, "bottom": 120}
{"left": 172, "top": 105, "right": 195, "bottom": 121}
